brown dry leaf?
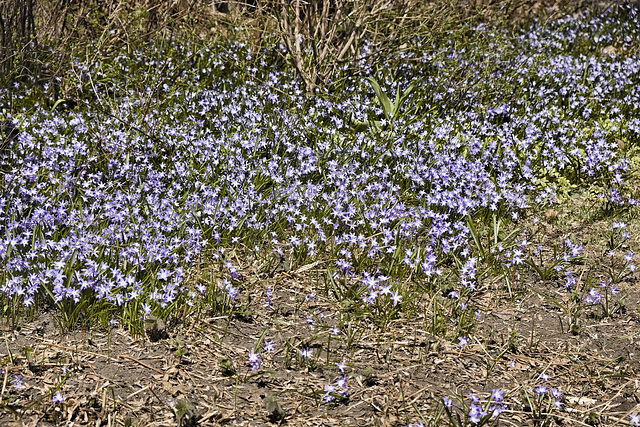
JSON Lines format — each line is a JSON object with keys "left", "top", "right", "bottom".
{"left": 566, "top": 396, "right": 597, "bottom": 406}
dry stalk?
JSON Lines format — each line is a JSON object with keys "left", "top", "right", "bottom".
{"left": 271, "top": 0, "right": 404, "bottom": 94}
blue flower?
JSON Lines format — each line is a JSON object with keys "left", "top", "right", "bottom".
{"left": 469, "top": 403, "right": 487, "bottom": 424}
{"left": 491, "top": 389, "right": 504, "bottom": 402}
{"left": 299, "top": 348, "right": 313, "bottom": 359}
{"left": 585, "top": 288, "right": 602, "bottom": 305}
{"left": 264, "top": 341, "right": 275, "bottom": 354}
{"left": 248, "top": 349, "right": 262, "bottom": 371}
{"left": 391, "top": 291, "right": 403, "bottom": 306}
{"left": 323, "top": 384, "right": 336, "bottom": 403}
{"left": 443, "top": 396, "right": 454, "bottom": 408}
{"left": 12, "top": 375, "right": 24, "bottom": 390}
{"left": 534, "top": 385, "right": 548, "bottom": 395}
{"left": 265, "top": 288, "right": 274, "bottom": 309}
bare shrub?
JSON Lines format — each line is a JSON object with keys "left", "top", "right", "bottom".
{"left": 266, "top": 0, "right": 468, "bottom": 94}
{"left": 0, "top": 0, "right": 36, "bottom": 81}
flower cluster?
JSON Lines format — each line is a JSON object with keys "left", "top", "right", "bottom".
{"left": 0, "top": 4, "right": 638, "bottom": 426}
{"left": 441, "top": 389, "right": 508, "bottom": 425}
{"left": 323, "top": 362, "right": 349, "bottom": 403}
{"left": 0, "top": 0, "right": 637, "bottom": 386}
{"left": 248, "top": 349, "right": 262, "bottom": 371}
{"left": 265, "top": 288, "right": 275, "bottom": 309}
{"left": 534, "top": 372, "right": 564, "bottom": 410}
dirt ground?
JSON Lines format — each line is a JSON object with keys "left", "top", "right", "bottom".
{"left": 2, "top": 211, "right": 640, "bottom": 427}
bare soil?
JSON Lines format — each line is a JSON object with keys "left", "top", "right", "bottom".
{"left": 1, "top": 204, "right": 640, "bottom": 426}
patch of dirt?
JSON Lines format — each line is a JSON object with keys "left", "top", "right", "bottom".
{"left": 2, "top": 270, "right": 640, "bottom": 426}
{"left": 2, "top": 199, "right": 640, "bottom": 426}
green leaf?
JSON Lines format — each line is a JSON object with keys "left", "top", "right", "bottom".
{"left": 367, "top": 78, "right": 394, "bottom": 120}
{"left": 396, "top": 81, "right": 417, "bottom": 117}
